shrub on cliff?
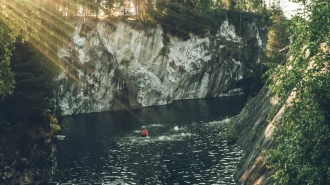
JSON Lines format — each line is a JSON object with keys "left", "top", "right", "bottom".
{"left": 218, "top": 118, "right": 239, "bottom": 145}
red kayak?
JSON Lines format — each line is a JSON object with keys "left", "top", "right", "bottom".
{"left": 141, "top": 127, "right": 148, "bottom": 137}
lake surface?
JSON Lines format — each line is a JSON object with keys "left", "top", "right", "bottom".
{"left": 54, "top": 96, "right": 247, "bottom": 185}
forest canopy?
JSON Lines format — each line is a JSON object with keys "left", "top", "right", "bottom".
{"left": 0, "top": 0, "right": 73, "bottom": 126}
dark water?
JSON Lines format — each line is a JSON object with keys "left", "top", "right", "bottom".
{"left": 54, "top": 96, "right": 247, "bottom": 185}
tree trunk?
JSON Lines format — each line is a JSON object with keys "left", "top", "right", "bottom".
{"left": 96, "top": 0, "right": 99, "bottom": 20}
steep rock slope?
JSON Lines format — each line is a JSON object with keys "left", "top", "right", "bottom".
{"left": 232, "top": 86, "right": 283, "bottom": 184}
{"left": 55, "top": 17, "right": 267, "bottom": 116}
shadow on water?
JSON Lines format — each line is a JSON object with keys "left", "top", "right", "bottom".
{"left": 54, "top": 96, "right": 247, "bottom": 184}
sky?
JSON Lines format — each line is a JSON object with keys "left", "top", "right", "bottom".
{"left": 281, "top": 0, "right": 304, "bottom": 18}
{"left": 265, "top": 0, "right": 304, "bottom": 18}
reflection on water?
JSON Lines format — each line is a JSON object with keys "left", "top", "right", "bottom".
{"left": 54, "top": 97, "right": 246, "bottom": 184}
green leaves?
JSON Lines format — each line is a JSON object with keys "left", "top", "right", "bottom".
{"left": 0, "top": 21, "right": 16, "bottom": 98}
{"left": 1, "top": 41, "right": 56, "bottom": 125}
{"left": 0, "top": 61, "right": 15, "bottom": 99}
{"left": 146, "top": 0, "right": 227, "bottom": 38}
{"left": 266, "top": 1, "right": 330, "bottom": 184}
{"left": 0, "top": 0, "right": 73, "bottom": 99}
{"left": 0, "top": 0, "right": 46, "bottom": 98}
{"left": 0, "top": 0, "right": 73, "bottom": 127}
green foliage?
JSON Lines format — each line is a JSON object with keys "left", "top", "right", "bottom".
{"left": 224, "top": 130, "right": 239, "bottom": 145}
{"left": 263, "top": 7, "right": 291, "bottom": 65}
{"left": 222, "top": 0, "right": 265, "bottom": 12}
{"left": 146, "top": 0, "right": 227, "bottom": 39}
{"left": 0, "top": 0, "right": 74, "bottom": 99}
{"left": 0, "top": 22, "right": 16, "bottom": 98}
{"left": 0, "top": 41, "right": 56, "bottom": 125}
{"left": 222, "top": 0, "right": 237, "bottom": 10}
{"left": 266, "top": 1, "right": 330, "bottom": 184}
{"left": 0, "top": 0, "right": 44, "bottom": 98}
{"left": 0, "top": 0, "right": 74, "bottom": 128}
{"left": 219, "top": 118, "right": 239, "bottom": 145}
{"left": 260, "top": 7, "right": 291, "bottom": 81}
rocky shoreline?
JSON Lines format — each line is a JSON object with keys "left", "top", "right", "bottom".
{"left": 0, "top": 126, "right": 57, "bottom": 185}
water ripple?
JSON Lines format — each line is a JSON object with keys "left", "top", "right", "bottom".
{"left": 55, "top": 97, "right": 247, "bottom": 184}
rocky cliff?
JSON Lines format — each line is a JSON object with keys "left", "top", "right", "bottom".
{"left": 231, "top": 85, "right": 283, "bottom": 184}
{"left": 0, "top": 128, "right": 57, "bottom": 184}
{"left": 55, "top": 16, "right": 267, "bottom": 116}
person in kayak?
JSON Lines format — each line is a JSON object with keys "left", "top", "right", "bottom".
{"left": 141, "top": 127, "right": 148, "bottom": 137}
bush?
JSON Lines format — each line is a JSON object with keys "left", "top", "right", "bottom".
{"left": 219, "top": 118, "right": 239, "bottom": 145}
{"left": 50, "top": 123, "right": 61, "bottom": 134}
{"left": 225, "top": 130, "right": 239, "bottom": 145}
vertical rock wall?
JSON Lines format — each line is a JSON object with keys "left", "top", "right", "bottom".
{"left": 55, "top": 17, "right": 267, "bottom": 116}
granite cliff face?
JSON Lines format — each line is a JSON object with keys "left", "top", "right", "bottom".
{"left": 55, "top": 17, "right": 267, "bottom": 116}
